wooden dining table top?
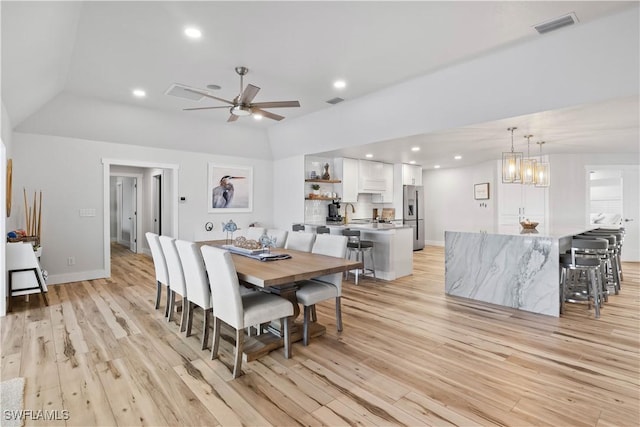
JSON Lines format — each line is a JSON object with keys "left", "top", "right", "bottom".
{"left": 198, "top": 240, "right": 363, "bottom": 288}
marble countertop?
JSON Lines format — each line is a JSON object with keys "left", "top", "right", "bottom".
{"left": 446, "top": 225, "right": 598, "bottom": 239}
{"left": 304, "top": 222, "right": 411, "bottom": 232}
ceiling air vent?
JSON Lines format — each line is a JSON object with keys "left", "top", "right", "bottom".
{"left": 534, "top": 12, "right": 578, "bottom": 34}
{"left": 164, "top": 83, "right": 205, "bottom": 101}
{"left": 326, "top": 97, "right": 344, "bottom": 105}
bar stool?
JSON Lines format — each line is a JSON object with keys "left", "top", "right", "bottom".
{"left": 292, "top": 224, "right": 305, "bottom": 232}
{"left": 576, "top": 233, "right": 620, "bottom": 295}
{"left": 562, "top": 239, "right": 607, "bottom": 318}
{"left": 584, "top": 230, "right": 624, "bottom": 288}
{"left": 342, "top": 229, "right": 376, "bottom": 285}
{"left": 316, "top": 226, "right": 330, "bottom": 234}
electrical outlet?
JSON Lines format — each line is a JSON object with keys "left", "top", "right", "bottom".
{"left": 67, "top": 257, "right": 76, "bottom": 266}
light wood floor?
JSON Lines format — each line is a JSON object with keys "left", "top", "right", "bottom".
{"left": 2, "top": 243, "right": 639, "bottom": 426}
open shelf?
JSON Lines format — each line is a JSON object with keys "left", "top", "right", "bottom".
{"left": 305, "top": 197, "right": 341, "bottom": 201}
{"left": 305, "top": 179, "right": 341, "bottom": 183}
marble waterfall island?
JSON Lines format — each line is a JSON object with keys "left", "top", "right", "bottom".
{"left": 445, "top": 230, "right": 560, "bottom": 317}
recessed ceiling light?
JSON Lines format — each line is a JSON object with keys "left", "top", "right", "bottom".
{"left": 411, "top": 147, "right": 420, "bottom": 152}
{"left": 454, "top": 155, "right": 462, "bottom": 160}
{"left": 132, "top": 89, "right": 146, "bottom": 98}
{"left": 333, "top": 80, "right": 347, "bottom": 89}
{"left": 409, "top": 161, "right": 416, "bottom": 164}
{"left": 184, "top": 27, "right": 202, "bottom": 39}
{"left": 253, "top": 114, "right": 263, "bottom": 121}
{"left": 365, "top": 153, "right": 373, "bottom": 158}
{"left": 434, "top": 165, "right": 441, "bottom": 169}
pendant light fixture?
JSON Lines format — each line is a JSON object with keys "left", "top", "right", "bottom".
{"left": 534, "top": 141, "right": 550, "bottom": 187}
{"left": 522, "top": 134, "right": 537, "bottom": 185}
{"left": 502, "top": 127, "right": 523, "bottom": 183}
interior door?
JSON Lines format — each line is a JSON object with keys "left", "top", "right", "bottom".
{"left": 153, "top": 174, "right": 162, "bottom": 235}
{"left": 129, "top": 177, "right": 137, "bottom": 253}
{"left": 622, "top": 167, "right": 639, "bottom": 261}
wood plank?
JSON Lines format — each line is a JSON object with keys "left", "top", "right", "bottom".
{"left": 0, "top": 242, "right": 637, "bottom": 426}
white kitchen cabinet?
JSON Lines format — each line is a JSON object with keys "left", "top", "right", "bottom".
{"left": 334, "top": 157, "right": 359, "bottom": 203}
{"left": 402, "top": 164, "right": 423, "bottom": 186}
{"left": 358, "top": 160, "right": 387, "bottom": 192}
{"left": 372, "top": 162, "right": 394, "bottom": 203}
{"left": 496, "top": 160, "right": 548, "bottom": 226}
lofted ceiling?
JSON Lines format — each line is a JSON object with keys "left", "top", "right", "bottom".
{"left": 2, "top": 1, "right": 638, "bottom": 165}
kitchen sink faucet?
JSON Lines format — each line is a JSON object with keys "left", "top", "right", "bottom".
{"left": 344, "top": 203, "right": 356, "bottom": 224}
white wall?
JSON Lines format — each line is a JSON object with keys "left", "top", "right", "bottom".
{"left": 268, "top": 7, "right": 639, "bottom": 160}
{"left": 549, "top": 153, "right": 640, "bottom": 229}
{"left": 423, "top": 160, "right": 497, "bottom": 245}
{"left": 12, "top": 132, "right": 274, "bottom": 284}
{"left": 272, "top": 155, "right": 305, "bottom": 231}
{"left": 2, "top": 102, "right": 13, "bottom": 316}
{"left": 422, "top": 153, "right": 640, "bottom": 246}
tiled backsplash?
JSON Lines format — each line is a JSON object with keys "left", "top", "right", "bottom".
{"left": 305, "top": 193, "right": 389, "bottom": 224}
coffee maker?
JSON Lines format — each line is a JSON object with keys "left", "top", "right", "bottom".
{"left": 327, "top": 201, "right": 342, "bottom": 223}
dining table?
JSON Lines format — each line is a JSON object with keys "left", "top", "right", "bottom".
{"left": 198, "top": 240, "right": 363, "bottom": 360}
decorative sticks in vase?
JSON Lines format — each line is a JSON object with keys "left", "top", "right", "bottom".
{"left": 23, "top": 188, "right": 43, "bottom": 244}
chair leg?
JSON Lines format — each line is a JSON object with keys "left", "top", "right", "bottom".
{"left": 155, "top": 280, "right": 162, "bottom": 309}
{"left": 311, "top": 305, "right": 317, "bottom": 322}
{"left": 167, "top": 291, "right": 175, "bottom": 322}
{"left": 165, "top": 286, "right": 171, "bottom": 317}
{"left": 211, "top": 317, "right": 221, "bottom": 360}
{"left": 185, "top": 301, "right": 194, "bottom": 337}
{"left": 180, "top": 298, "right": 189, "bottom": 333}
{"left": 201, "top": 309, "right": 212, "bottom": 350}
{"left": 590, "top": 269, "right": 600, "bottom": 318}
{"left": 303, "top": 305, "right": 310, "bottom": 346}
{"left": 335, "top": 296, "right": 343, "bottom": 332}
{"left": 7, "top": 272, "right": 13, "bottom": 313}
{"left": 232, "top": 328, "right": 244, "bottom": 379}
{"left": 283, "top": 316, "right": 291, "bottom": 359}
{"left": 368, "top": 248, "right": 377, "bottom": 281}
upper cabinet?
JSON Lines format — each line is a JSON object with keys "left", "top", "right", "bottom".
{"left": 358, "top": 160, "right": 387, "bottom": 192}
{"left": 334, "top": 158, "right": 394, "bottom": 203}
{"left": 402, "top": 164, "right": 423, "bottom": 186}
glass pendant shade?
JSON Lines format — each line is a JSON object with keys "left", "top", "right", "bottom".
{"left": 502, "top": 127, "right": 522, "bottom": 183}
{"left": 534, "top": 141, "right": 550, "bottom": 187}
{"left": 535, "top": 162, "right": 550, "bottom": 187}
{"left": 522, "top": 158, "right": 537, "bottom": 184}
{"left": 502, "top": 152, "right": 523, "bottom": 183}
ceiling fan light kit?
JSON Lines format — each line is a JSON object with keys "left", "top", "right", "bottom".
{"left": 178, "top": 66, "right": 300, "bottom": 122}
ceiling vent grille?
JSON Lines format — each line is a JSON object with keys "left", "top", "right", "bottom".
{"left": 326, "top": 97, "right": 344, "bottom": 105}
{"left": 534, "top": 12, "right": 578, "bottom": 34}
{"left": 164, "top": 83, "right": 205, "bottom": 101}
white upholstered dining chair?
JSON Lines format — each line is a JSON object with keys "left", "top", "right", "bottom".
{"left": 284, "top": 231, "right": 315, "bottom": 252}
{"left": 159, "top": 236, "right": 188, "bottom": 332}
{"left": 145, "top": 232, "right": 170, "bottom": 313}
{"left": 267, "top": 229, "right": 288, "bottom": 248}
{"left": 175, "top": 240, "right": 214, "bottom": 349}
{"left": 200, "top": 245, "right": 294, "bottom": 378}
{"left": 295, "top": 234, "right": 348, "bottom": 345}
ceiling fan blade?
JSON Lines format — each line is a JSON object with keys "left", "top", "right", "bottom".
{"left": 183, "top": 106, "right": 231, "bottom": 111}
{"left": 252, "top": 107, "right": 284, "bottom": 121}
{"left": 251, "top": 100, "right": 300, "bottom": 109}
{"left": 227, "top": 114, "right": 239, "bottom": 122}
{"left": 239, "top": 84, "right": 260, "bottom": 104}
{"left": 183, "top": 87, "right": 234, "bottom": 105}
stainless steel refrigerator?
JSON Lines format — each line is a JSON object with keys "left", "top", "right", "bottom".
{"left": 403, "top": 185, "right": 425, "bottom": 251}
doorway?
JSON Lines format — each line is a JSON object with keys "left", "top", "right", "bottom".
{"left": 587, "top": 165, "right": 639, "bottom": 261}
{"left": 111, "top": 174, "right": 142, "bottom": 253}
{"left": 152, "top": 173, "right": 162, "bottom": 235}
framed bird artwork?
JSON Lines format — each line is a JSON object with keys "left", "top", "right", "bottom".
{"left": 208, "top": 163, "right": 253, "bottom": 213}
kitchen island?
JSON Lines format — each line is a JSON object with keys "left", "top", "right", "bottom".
{"left": 304, "top": 222, "right": 413, "bottom": 281}
{"left": 445, "top": 226, "right": 593, "bottom": 317}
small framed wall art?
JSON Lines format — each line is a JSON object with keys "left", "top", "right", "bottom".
{"left": 208, "top": 164, "right": 253, "bottom": 212}
{"left": 474, "top": 182, "right": 490, "bottom": 200}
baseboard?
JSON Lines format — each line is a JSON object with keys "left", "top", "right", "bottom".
{"left": 47, "top": 269, "right": 108, "bottom": 285}
{"left": 426, "top": 240, "right": 444, "bottom": 247}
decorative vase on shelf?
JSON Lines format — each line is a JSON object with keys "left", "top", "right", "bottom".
{"left": 321, "top": 163, "right": 330, "bottom": 180}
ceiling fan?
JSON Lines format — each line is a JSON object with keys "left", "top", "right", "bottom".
{"left": 182, "top": 66, "right": 300, "bottom": 122}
